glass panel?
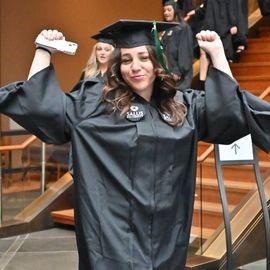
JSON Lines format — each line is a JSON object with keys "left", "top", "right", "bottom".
{"left": 188, "top": 143, "right": 270, "bottom": 269}
{"left": 0, "top": 123, "right": 69, "bottom": 225}
{"left": 188, "top": 161, "right": 204, "bottom": 255}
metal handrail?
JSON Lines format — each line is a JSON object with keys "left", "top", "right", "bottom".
{"left": 0, "top": 135, "right": 37, "bottom": 151}
{"left": 197, "top": 144, "right": 214, "bottom": 163}
{"left": 259, "top": 86, "right": 270, "bottom": 99}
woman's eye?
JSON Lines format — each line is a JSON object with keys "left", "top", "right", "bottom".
{"left": 121, "top": 58, "right": 131, "bottom": 64}
{"left": 140, "top": 56, "right": 149, "bottom": 61}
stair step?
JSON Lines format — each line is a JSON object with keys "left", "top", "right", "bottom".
{"left": 192, "top": 201, "right": 235, "bottom": 229}
{"left": 193, "top": 201, "right": 235, "bottom": 213}
{"left": 185, "top": 255, "right": 219, "bottom": 270}
{"left": 258, "top": 26, "right": 270, "bottom": 37}
{"left": 231, "top": 62, "right": 270, "bottom": 76}
{"left": 195, "top": 178, "right": 256, "bottom": 205}
{"left": 52, "top": 205, "right": 227, "bottom": 231}
{"left": 235, "top": 75, "right": 270, "bottom": 94}
{"left": 197, "top": 177, "right": 256, "bottom": 190}
{"left": 247, "top": 38, "right": 270, "bottom": 50}
{"left": 239, "top": 51, "right": 270, "bottom": 62}
{"left": 198, "top": 158, "right": 270, "bottom": 182}
{"left": 191, "top": 226, "right": 215, "bottom": 240}
{"left": 51, "top": 208, "right": 74, "bottom": 225}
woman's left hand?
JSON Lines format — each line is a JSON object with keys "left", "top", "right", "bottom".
{"left": 196, "top": 30, "right": 224, "bottom": 59}
{"left": 196, "top": 30, "right": 233, "bottom": 78}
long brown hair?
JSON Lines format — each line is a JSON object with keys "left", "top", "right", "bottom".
{"left": 103, "top": 45, "right": 187, "bottom": 126}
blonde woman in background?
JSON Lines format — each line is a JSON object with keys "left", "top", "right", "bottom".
{"left": 80, "top": 33, "right": 115, "bottom": 82}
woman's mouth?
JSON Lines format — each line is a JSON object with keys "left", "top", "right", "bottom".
{"left": 131, "top": 75, "right": 144, "bottom": 80}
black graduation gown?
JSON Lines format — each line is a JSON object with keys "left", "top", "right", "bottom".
{"left": 236, "top": 0, "right": 248, "bottom": 38}
{"left": 78, "top": 71, "right": 107, "bottom": 84}
{"left": 69, "top": 76, "right": 105, "bottom": 173}
{"left": 161, "top": 22, "right": 194, "bottom": 91}
{"left": 231, "top": 0, "right": 248, "bottom": 58}
{"left": 0, "top": 66, "right": 269, "bottom": 270}
{"left": 241, "top": 91, "right": 270, "bottom": 152}
{"left": 202, "top": 0, "right": 237, "bottom": 60}
{"left": 258, "top": 0, "right": 270, "bottom": 16}
{"left": 187, "top": 1, "right": 207, "bottom": 58}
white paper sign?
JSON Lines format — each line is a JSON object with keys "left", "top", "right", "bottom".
{"left": 218, "top": 134, "right": 254, "bottom": 161}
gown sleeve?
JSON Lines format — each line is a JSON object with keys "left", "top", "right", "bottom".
{"left": 194, "top": 67, "right": 270, "bottom": 153}
{"left": 0, "top": 65, "right": 102, "bottom": 145}
{"left": 241, "top": 91, "right": 270, "bottom": 152}
{"left": 195, "top": 67, "right": 249, "bottom": 144}
{"left": 0, "top": 65, "right": 68, "bottom": 144}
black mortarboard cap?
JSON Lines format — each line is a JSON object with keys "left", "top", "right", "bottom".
{"left": 99, "top": 19, "right": 178, "bottom": 48}
{"left": 162, "top": 0, "right": 180, "bottom": 8}
{"left": 91, "top": 33, "right": 115, "bottom": 46}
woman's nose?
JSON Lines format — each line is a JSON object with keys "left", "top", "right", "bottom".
{"left": 130, "top": 59, "right": 140, "bottom": 71}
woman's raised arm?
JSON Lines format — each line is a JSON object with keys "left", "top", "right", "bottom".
{"left": 196, "top": 30, "right": 233, "bottom": 78}
{"left": 28, "top": 29, "right": 65, "bottom": 79}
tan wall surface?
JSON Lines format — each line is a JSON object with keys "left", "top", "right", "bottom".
{"left": 249, "top": 0, "right": 259, "bottom": 13}
{"left": 1, "top": 0, "right": 163, "bottom": 90}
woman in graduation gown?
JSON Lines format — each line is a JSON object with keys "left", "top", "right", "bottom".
{"left": 202, "top": 0, "right": 237, "bottom": 61}
{"left": 0, "top": 22, "right": 270, "bottom": 270}
{"left": 79, "top": 33, "right": 115, "bottom": 83}
{"left": 161, "top": 0, "right": 194, "bottom": 91}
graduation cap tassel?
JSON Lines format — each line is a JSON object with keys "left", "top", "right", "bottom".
{"left": 173, "top": 0, "right": 178, "bottom": 11}
{"left": 151, "top": 21, "right": 171, "bottom": 74}
{"left": 174, "top": 0, "right": 179, "bottom": 21}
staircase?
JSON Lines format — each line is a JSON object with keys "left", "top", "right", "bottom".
{"left": 232, "top": 38, "right": 270, "bottom": 93}
{"left": 190, "top": 21, "right": 270, "bottom": 243}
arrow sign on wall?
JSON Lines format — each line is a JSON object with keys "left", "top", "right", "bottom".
{"left": 218, "top": 134, "right": 254, "bottom": 161}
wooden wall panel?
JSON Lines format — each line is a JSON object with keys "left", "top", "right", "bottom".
{"left": 0, "top": 0, "right": 163, "bottom": 90}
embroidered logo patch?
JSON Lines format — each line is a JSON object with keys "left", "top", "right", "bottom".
{"left": 167, "top": 30, "right": 173, "bottom": 36}
{"left": 161, "top": 112, "right": 172, "bottom": 122}
{"left": 126, "top": 104, "right": 145, "bottom": 122}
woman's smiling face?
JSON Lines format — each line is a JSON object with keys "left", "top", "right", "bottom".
{"left": 120, "top": 45, "right": 156, "bottom": 101}
{"left": 163, "top": 4, "right": 175, "bottom": 22}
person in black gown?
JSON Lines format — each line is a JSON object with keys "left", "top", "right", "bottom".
{"left": 258, "top": 0, "right": 270, "bottom": 16}
{"left": 187, "top": 0, "right": 240, "bottom": 88}
{"left": 231, "top": 0, "right": 248, "bottom": 62}
{"left": 202, "top": 0, "right": 238, "bottom": 61}
{"left": 161, "top": 0, "right": 194, "bottom": 91}
{"left": 79, "top": 33, "right": 115, "bottom": 82}
{"left": 1, "top": 20, "right": 270, "bottom": 270}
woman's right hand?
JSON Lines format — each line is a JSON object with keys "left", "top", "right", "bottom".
{"left": 35, "top": 29, "right": 65, "bottom": 54}
{"left": 28, "top": 29, "right": 64, "bottom": 79}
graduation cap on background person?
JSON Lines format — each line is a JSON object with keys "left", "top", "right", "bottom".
{"left": 162, "top": 0, "right": 181, "bottom": 10}
{"left": 91, "top": 33, "right": 115, "bottom": 47}
{"left": 99, "top": 19, "right": 178, "bottom": 73}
